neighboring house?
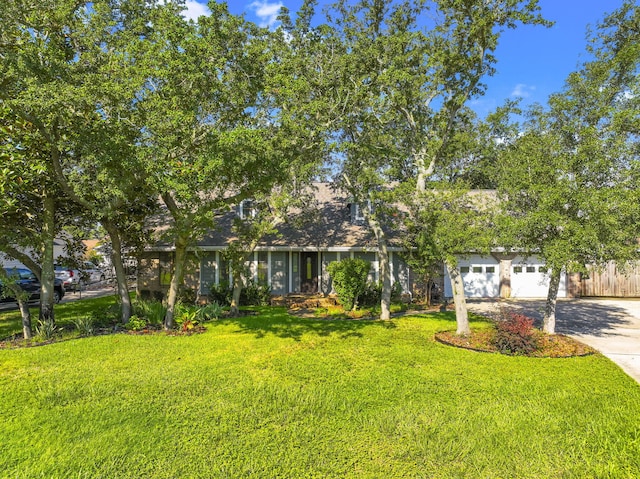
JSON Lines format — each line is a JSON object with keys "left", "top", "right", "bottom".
{"left": 0, "top": 238, "right": 68, "bottom": 270}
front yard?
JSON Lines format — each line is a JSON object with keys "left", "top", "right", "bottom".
{"left": 1, "top": 298, "right": 639, "bottom": 478}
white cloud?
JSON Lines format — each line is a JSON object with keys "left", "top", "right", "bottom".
{"left": 510, "top": 83, "right": 536, "bottom": 98}
{"left": 182, "top": 0, "right": 211, "bottom": 22}
{"left": 248, "top": 0, "right": 283, "bottom": 28}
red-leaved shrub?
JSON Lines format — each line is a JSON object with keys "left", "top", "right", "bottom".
{"left": 493, "top": 311, "right": 539, "bottom": 355}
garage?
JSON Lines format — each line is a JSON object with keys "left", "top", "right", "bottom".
{"left": 510, "top": 255, "right": 566, "bottom": 298}
{"left": 444, "top": 255, "right": 500, "bottom": 298}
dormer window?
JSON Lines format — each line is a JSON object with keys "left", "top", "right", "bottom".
{"left": 353, "top": 200, "right": 371, "bottom": 222}
{"left": 239, "top": 199, "right": 256, "bottom": 219}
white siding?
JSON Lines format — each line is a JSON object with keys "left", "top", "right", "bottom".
{"left": 511, "top": 255, "right": 566, "bottom": 298}
{"left": 444, "top": 255, "right": 500, "bottom": 298}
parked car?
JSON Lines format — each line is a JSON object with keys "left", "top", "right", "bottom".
{"left": 1, "top": 268, "right": 65, "bottom": 303}
{"left": 55, "top": 262, "right": 106, "bottom": 289}
{"left": 81, "top": 262, "right": 106, "bottom": 283}
{"left": 54, "top": 265, "right": 81, "bottom": 289}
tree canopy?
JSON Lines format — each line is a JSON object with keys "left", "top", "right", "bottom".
{"left": 496, "top": 1, "right": 640, "bottom": 333}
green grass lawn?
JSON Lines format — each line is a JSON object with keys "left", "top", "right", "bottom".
{"left": 0, "top": 295, "right": 119, "bottom": 340}
{"left": 1, "top": 299, "right": 640, "bottom": 478}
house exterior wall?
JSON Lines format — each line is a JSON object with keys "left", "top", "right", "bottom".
{"left": 138, "top": 248, "right": 413, "bottom": 301}
{"left": 1, "top": 241, "right": 71, "bottom": 270}
{"left": 510, "top": 255, "right": 566, "bottom": 298}
{"left": 270, "top": 251, "right": 288, "bottom": 295}
{"left": 444, "top": 255, "right": 501, "bottom": 298}
{"left": 443, "top": 254, "right": 572, "bottom": 299}
{"left": 139, "top": 247, "right": 633, "bottom": 301}
{"left": 321, "top": 252, "right": 338, "bottom": 294}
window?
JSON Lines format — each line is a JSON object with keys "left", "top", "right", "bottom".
{"left": 239, "top": 199, "right": 256, "bottom": 219}
{"left": 354, "top": 200, "right": 372, "bottom": 222}
{"left": 486, "top": 266, "right": 495, "bottom": 273}
{"left": 513, "top": 266, "right": 523, "bottom": 273}
{"left": 472, "top": 266, "right": 482, "bottom": 273}
{"left": 306, "top": 257, "right": 313, "bottom": 280}
{"left": 460, "top": 266, "right": 470, "bottom": 273}
{"left": 539, "top": 266, "right": 548, "bottom": 273}
{"left": 257, "top": 252, "right": 268, "bottom": 285}
{"left": 159, "top": 254, "right": 172, "bottom": 286}
{"left": 526, "top": 266, "right": 536, "bottom": 273}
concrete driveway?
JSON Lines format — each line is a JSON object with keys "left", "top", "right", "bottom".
{"left": 467, "top": 298, "right": 640, "bottom": 384}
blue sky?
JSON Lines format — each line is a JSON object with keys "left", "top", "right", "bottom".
{"left": 183, "top": 0, "right": 624, "bottom": 116}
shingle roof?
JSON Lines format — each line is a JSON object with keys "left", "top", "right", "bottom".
{"left": 151, "top": 182, "right": 407, "bottom": 250}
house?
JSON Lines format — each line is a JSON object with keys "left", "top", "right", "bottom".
{"left": 0, "top": 238, "right": 70, "bottom": 270}
{"left": 137, "top": 183, "right": 596, "bottom": 301}
{"left": 137, "top": 183, "right": 413, "bottom": 300}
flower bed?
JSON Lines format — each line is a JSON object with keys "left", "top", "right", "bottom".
{"left": 435, "top": 328, "right": 597, "bottom": 358}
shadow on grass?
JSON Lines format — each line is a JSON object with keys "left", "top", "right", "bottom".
{"left": 208, "top": 307, "right": 398, "bottom": 341}
{"left": 467, "top": 299, "right": 633, "bottom": 336}
{"left": 0, "top": 295, "right": 119, "bottom": 340}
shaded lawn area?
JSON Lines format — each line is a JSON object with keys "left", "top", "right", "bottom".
{"left": 1, "top": 303, "right": 640, "bottom": 478}
{"left": 0, "top": 295, "right": 119, "bottom": 340}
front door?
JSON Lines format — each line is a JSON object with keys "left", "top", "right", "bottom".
{"left": 300, "top": 252, "right": 318, "bottom": 293}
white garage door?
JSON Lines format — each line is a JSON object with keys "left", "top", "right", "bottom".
{"left": 511, "top": 256, "right": 566, "bottom": 298}
{"left": 444, "top": 256, "right": 500, "bottom": 298}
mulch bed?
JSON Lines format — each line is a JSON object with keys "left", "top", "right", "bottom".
{"left": 435, "top": 329, "right": 597, "bottom": 358}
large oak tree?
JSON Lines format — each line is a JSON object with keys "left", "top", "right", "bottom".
{"left": 497, "top": 1, "right": 640, "bottom": 333}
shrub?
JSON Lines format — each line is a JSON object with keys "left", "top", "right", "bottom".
{"left": 209, "top": 281, "right": 232, "bottom": 306}
{"left": 133, "top": 299, "right": 166, "bottom": 326}
{"left": 240, "top": 280, "right": 271, "bottom": 306}
{"left": 391, "top": 281, "right": 403, "bottom": 302}
{"left": 177, "top": 287, "right": 197, "bottom": 305}
{"left": 197, "top": 302, "right": 223, "bottom": 321}
{"left": 125, "top": 315, "right": 147, "bottom": 331}
{"left": 359, "top": 282, "right": 382, "bottom": 307}
{"left": 359, "top": 281, "right": 405, "bottom": 307}
{"left": 327, "top": 258, "right": 370, "bottom": 311}
{"left": 209, "top": 280, "right": 270, "bottom": 306}
{"left": 34, "top": 319, "right": 60, "bottom": 340}
{"left": 493, "top": 311, "right": 539, "bottom": 355}
{"left": 73, "top": 316, "right": 95, "bottom": 336}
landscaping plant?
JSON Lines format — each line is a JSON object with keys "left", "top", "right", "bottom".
{"left": 72, "top": 316, "right": 95, "bottom": 337}
{"left": 133, "top": 299, "right": 166, "bottom": 326}
{"left": 327, "top": 258, "right": 370, "bottom": 311}
{"left": 196, "top": 302, "right": 223, "bottom": 321}
{"left": 493, "top": 310, "right": 539, "bottom": 355}
{"left": 209, "top": 281, "right": 233, "bottom": 306}
{"left": 34, "top": 318, "right": 60, "bottom": 340}
{"left": 240, "top": 280, "right": 271, "bottom": 306}
{"left": 125, "top": 315, "right": 147, "bottom": 332}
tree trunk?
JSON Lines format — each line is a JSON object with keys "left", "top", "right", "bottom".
{"left": 230, "top": 275, "right": 243, "bottom": 317}
{"left": 18, "top": 298, "right": 32, "bottom": 339}
{"left": 378, "top": 250, "right": 392, "bottom": 320}
{"left": 163, "top": 234, "right": 188, "bottom": 330}
{"left": 228, "top": 245, "right": 259, "bottom": 317}
{"left": 445, "top": 260, "right": 470, "bottom": 336}
{"left": 371, "top": 223, "right": 391, "bottom": 320}
{"left": 543, "top": 268, "right": 562, "bottom": 334}
{"left": 39, "top": 194, "right": 56, "bottom": 326}
{"left": 103, "top": 220, "right": 131, "bottom": 323}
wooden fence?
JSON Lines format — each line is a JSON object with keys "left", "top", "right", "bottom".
{"left": 580, "top": 262, "right": 640, "bottom": 297}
